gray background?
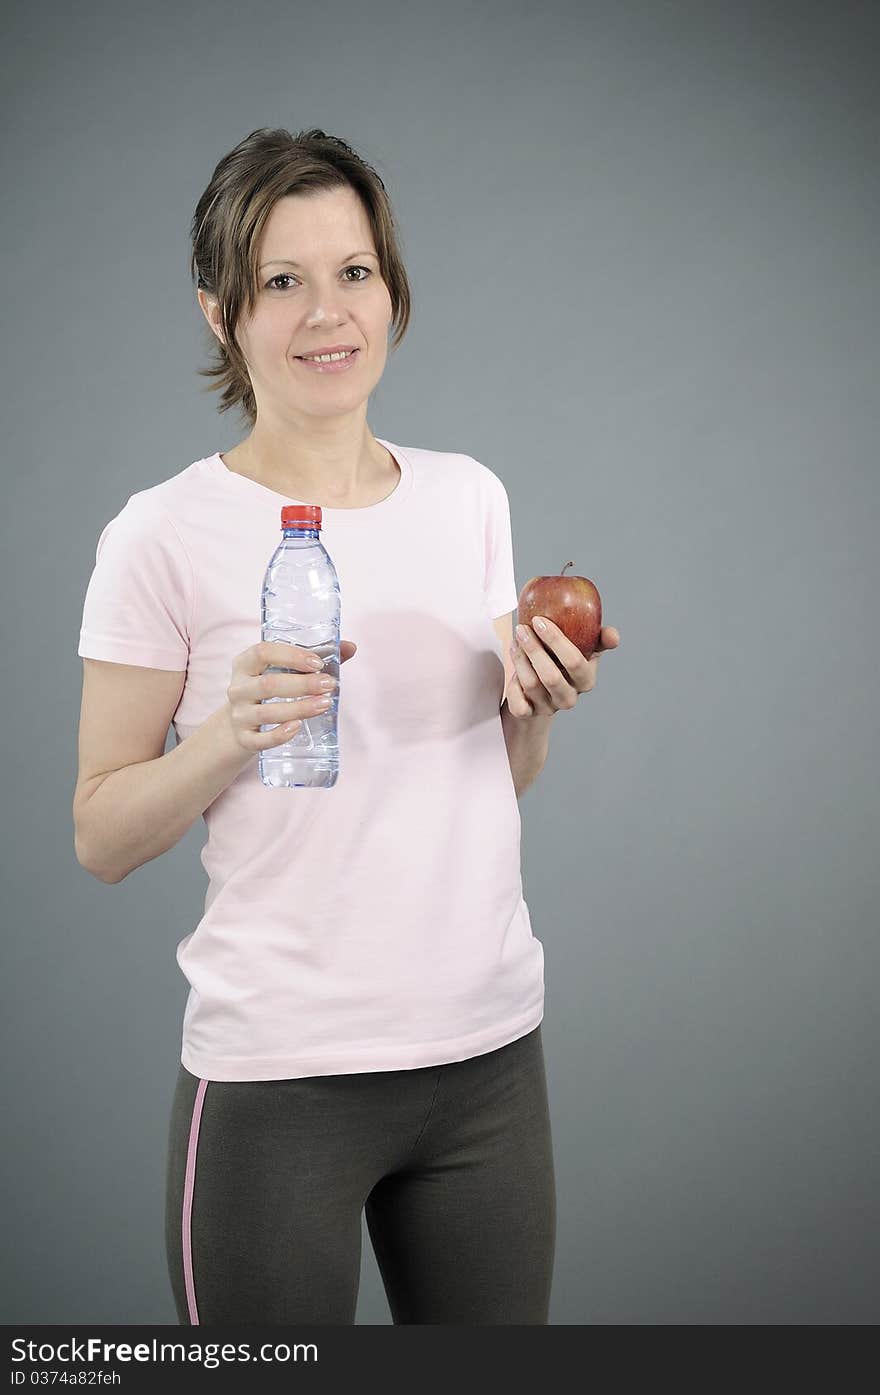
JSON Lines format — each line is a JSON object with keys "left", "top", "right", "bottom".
{"left": 2, "top": 0, "right": 878, "bottom": 1324}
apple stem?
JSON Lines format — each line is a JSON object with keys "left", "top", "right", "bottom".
{"left": 561, "top": 561, "right": 574, "bottom": 576}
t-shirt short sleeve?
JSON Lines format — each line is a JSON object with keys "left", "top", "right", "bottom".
{"left": 77, "top": 495, "right": 194, "bottom": 670}
{"left": 476, "top": 461, "right": 520, "bottom": 619}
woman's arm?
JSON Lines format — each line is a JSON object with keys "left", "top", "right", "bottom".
{"left": 501, "top": 699, "right": 552, "bottom": 798}
{"left": 75, "top": 700, "right": 250, "bottom": 883}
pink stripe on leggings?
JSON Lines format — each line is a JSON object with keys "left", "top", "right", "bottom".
{"left": 182, "top": 1077, "right": 209, "bottom": 1324}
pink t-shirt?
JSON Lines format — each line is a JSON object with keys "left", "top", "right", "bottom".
{"left": 77, "top": 439, "right": 545, "bottom": 1081}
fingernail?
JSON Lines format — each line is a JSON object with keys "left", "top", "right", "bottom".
{"left": 534, "top": 617, "right": 547, "bottom": 632}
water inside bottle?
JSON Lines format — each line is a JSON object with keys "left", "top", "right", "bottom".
{"left": 259, "top": 635, "right": 340, "bottom": 788}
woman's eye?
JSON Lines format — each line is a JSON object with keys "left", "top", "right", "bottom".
{"left": 266, "top": 266, "right": 372, "bottom": 291}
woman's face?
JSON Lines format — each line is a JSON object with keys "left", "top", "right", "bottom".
{"left": 202, "top": 184, "right": 394, "bottom": 423}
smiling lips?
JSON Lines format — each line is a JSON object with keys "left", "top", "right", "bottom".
{"left": 294, "top": 348, "right": 361, "bottom": 373}
{"left": 297, "top": 344, "right": 358, "bottom": 359}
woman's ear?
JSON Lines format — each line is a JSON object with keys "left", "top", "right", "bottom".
{"left": 197, "top": 288, "right": 225, "bottom": 347}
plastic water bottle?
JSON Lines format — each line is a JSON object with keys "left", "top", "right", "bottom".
{"left": 258, "top": 503, "right": 340, "bottom": 789}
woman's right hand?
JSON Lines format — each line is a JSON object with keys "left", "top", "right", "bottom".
{"left": 226, "top": 639, "right": 358, "bottom": 753}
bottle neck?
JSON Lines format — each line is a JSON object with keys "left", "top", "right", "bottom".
{"left": 282, "top": 527, "right": 321, "bottom": 539}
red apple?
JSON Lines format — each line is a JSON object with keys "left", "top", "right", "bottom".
{"left": 518, "top": 563, "right": 602, "bottom": 662}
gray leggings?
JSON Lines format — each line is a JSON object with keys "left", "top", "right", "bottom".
{"left": 164, "top": 1023, "right": 556, "bottom": 1324}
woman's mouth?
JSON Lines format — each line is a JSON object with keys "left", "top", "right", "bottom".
{"left": 294, "top": 348, "right": 360, "bottom": 374}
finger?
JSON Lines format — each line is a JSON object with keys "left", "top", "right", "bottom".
{"left": 508, "top": 643, "right": 538, "bottom": 710}
{"left": 510, "top": 639, "right": 559, "bottom": 713}
{"left": 256, "top": 640, "right": 324, "bottom": 673}
{"left": 515, "top": 623, "right": 579, "bottom": 702}
{"left": 505, "top": 668, "right": 534, "bottom": 717}
{"left": 528, "top": 614, "right": 590, "bottom": 666}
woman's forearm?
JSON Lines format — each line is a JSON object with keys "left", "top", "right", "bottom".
{"left": 500, "top": 699, "right": 553, "bottom": 798}
{"left": 75, "top": 704, "right": 251, "bottom": 884}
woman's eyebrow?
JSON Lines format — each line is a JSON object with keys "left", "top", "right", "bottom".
{"left": 260, "top": 250, "right": 379, "bottom": 269}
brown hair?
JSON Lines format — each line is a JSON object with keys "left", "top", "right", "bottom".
{"left": 190, "top": 127, "right": 412, "bottom": 428}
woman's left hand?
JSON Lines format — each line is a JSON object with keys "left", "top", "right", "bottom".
{"left": 506, "top": 616, "right": 620, "bottom": 719}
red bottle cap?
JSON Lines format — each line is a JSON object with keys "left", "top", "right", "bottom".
{"left": 281, "top": 504, "right": 322, "bottom": 529}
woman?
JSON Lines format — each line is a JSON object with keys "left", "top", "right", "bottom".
{"left": 75, "top": 126, "right": 618, "bottom": 1325}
